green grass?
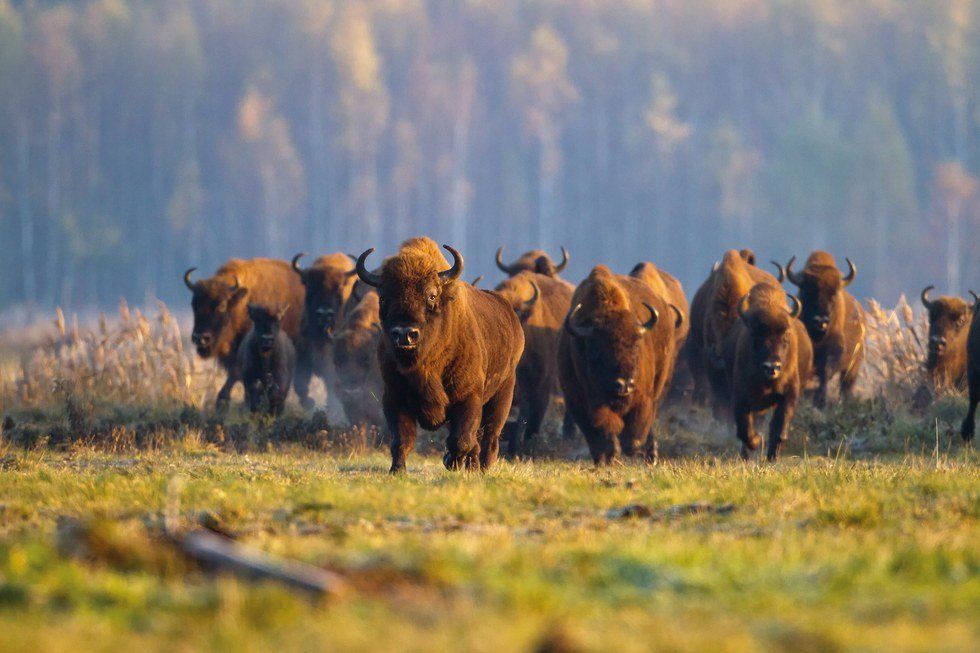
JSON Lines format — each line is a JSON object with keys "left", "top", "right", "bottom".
{"left": 0, "top": 445, "right": 977, "bottom": 652}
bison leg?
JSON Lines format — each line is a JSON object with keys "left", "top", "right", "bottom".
{"left": 385, "top": 407, "right": 417, "bottom": 474}
{"left": 444, "top": 398, "right": 482, "bottom": 471}
{"left": 561, "top": 410, "right": 577, "bottom": 441}
{"left": 293, "top": 356, "right": 315, "bottom": 410}
{"left": 216, "top": 369, "right": 242, "bottom": 413}
{"left": 962, "top": 375, "right": 978, "bottom": 442}
{"left": 734, "top": 402, "right": 760, "bottom": 460}
{"left": 839, "top": 356, "right": 861, "bottom": 404}
{"left": 766, "top": 396, "right": 794, "bottom": 462}
{"left": 480, "top": 375, "right": 517, "bottom": 470}
{"left": 513, "top": 388, "right": 547, "bottom": 459}
{"left": 812, "top": 362, "right": 829, "bottom": 408}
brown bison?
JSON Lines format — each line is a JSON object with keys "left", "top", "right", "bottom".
{"left": 629, "top": 261, "right": 689, "bottom": 349}
{"left": 184, "top": 259, "right": 305, "bottom": 410}
{"left": 731, "top": 285, "right": 813, "bottom": 461}
{"left": 687, "top": 249, "right": 782, "bottom": 412}
{"left": 961, "top": 294, "right": 980, "bottom": 442}
{"left": 495, "top": 246, "right": 570, "bottom": 278}
{"left": 494, "top": 271, "right": 575, "bottom": 456}
{"left": 332, "top": 291, "right": 384, "bottom": 429}
{"left": 780, "top": 251, "right": 866, "bottom": 406}
{"left": 558, "top": 266, "right": 679, "bottom": 464}
{"left": 920, "top": 286, "right": 975, "bottom": 391}
{"left": 291, "top": 252, "right": 359, "bottom": 409}
{"left": 238, "top": 304, "right": 295, "bottom": 416}
{"left": 355, "top": 238, "right": 525, "bottom": 472}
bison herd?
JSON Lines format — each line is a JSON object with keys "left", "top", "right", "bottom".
{"left": 184, "top": 237, "right": 979, "bottom": 472}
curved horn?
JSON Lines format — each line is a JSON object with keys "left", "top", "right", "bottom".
{"left": 712, "top": 260, "right": 720, "bottom": 273}
{"left": 669, "top": 304, "right": 684, "bottom": 329}
{"left": 564, "top": 304, "right": 593, "bottom": 338}
{"left": 495, "top": 247, "right": 516, "bottom": 275}
{"left": 355, "top": 249, "right": 381, "bottom": 287}
{"left": 554, "top": 246, "right": 570, "bottom": 273}
{"left": 737, "top": 293, "right": 752, "bottom": 322}
{"left": 638, "top": 303, "right": 659, "bottom": 333}
{"left": 970, "top": 290, "right": 979, "bottom": 308}
{"left": 787, "top": 295, "right": 802, "bottom": 319}
{"left": 785, "top": 256, "right": 804, "bottom": 286}
{"left": 439, "top": 245, "right": 463, "bottom": 283}
{"left": 523, "top": 281, "right": 540, "bottom": 311}
{"left": 347, "top": 252, "right": 358, "bottom": 264}
{"left": 920, "top": 285, "right": 935, "bottom": 310}
{"left": 291, "top": 253, "right": 306, "bottom": 273}
{"left": 471, "top": 275, "right": 484, "bottom": 288}
{"left": 771, "top": 260, "right": 786, "bottom": 283}
{"left": 183, "top": 267, "right": 197, "bottom": 291}
{"left": 842, "top": 257, "right": 857, "bottom": 286}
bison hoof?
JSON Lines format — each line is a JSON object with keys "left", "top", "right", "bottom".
{"left": 962, "top": 420, "right": 975, "bottom": 443}
{"left": 389, "top": 462, "right": 407, "bottom": 474}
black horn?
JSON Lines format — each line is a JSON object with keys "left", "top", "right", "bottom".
{"left": 785, "top": 256, "right": 804, "bottom": 286}
{"left": 183, "top": 267, "right": 197, "bottom": 291}
{"left": 439, "top": 245, "right": 463, "bottom": 283}
{"left": 291, "top": 253, "right": 306, "bottom": 273}
{"left": 970, "top": 290, "right": 979, "bottom": 308}
{"left": 842, "top": 257, "right": 857, "bottom": 286}
{"left": 921, "top": 285, "right": 935, "bottom": 310}
{"left": 355, "top": 249, "right": 381, "bottom": 287}
{"left": 638, "top": 303, "right": 659, "bottom": 333}
{"left": 771, "top": 260, "right": 786, "bottom": 283}
{"left": 554, "top": 246, "right": 570, "bottom": 273}
{"left": 669, "top": 304, "right": 684, "bottom": 329}
{"left": 787, "top": 295, "right": 802, "bottom": 319}
{"left": 565, "top": 304, "right": 593, "bottom": 338}
{"left": 495, "top": 246, "right": 516, "bottom": 275}
{"left": 523, "top": 281, "right": 540, "bottom": 311}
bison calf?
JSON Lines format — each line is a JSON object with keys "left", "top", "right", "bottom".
{"left": 356, "top": 238, "right": 525, "bottom": 473}
{"left": 558, "top": 266, "right": 679, "bottom": 464}
{"left": 332, "top": 292, "right": 384, "bottom": 429}
{"left": 238, "top": 304, "right": 295, "bottom": 416}
{"left": 731, "top": 285, "right": 813, "bottom": 461}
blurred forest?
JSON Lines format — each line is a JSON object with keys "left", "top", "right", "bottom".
{"left": 1, "top": 0, "right": 979, "bottom": 311}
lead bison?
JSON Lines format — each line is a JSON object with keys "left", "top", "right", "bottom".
{"left": 687, "top": 249, "right": 781, "bottom": 412}
{"left": 495, "top": 246, "right": 570, "bottom": 278}
{"left": 558, "top": 266, "right": 679, "bottom": 464}
{"left": 184, "top": 259, "right": 305, "bottom": 410}
{"left": 731, "top": 285, "right": 813, "bottom": 461}
{"left": 961, "top": 296, "right": 980, "bottom": 442}
{"left": 494, "top": 271, "right": 574, "bottom": 456}
{"left": 920, "top": 286, "right": 975, "bottom": 391}
{"left": 355, "top": 238, "right": 525, "bottom": 472}
{"left": 778, "top": 251, "right": 866, "bottom": 406}
{"left": 291, "top": 252, "right": 358, "bottom": 409}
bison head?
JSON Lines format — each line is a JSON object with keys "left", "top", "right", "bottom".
{"left": 784, "top": 254, "right": 855, "bottom": 342}
{"left": 184, "top": 268, "right": 249, "bottom": 359}
{"left": 565, "top": 301, "right": 658, "bottom": 408}
{"left": 494, "top": 273, "right": 541, "bottom": 323}
{"left": 355, "top": 242, "right": 463, "bottom": 365}
{"left": 495, "top": 246, "right": 569, "bottom": 277}
{"left": 247, "top": 304, "right": 288, "bottom": 356}
{"left": 738, "top": 289, "right": 802, "bottom": 382}
{"left": 921, "top": 286, "right": 973, "bottom": 370}
{"left": 292, "top": 253, "right": 357, "bottom": 343}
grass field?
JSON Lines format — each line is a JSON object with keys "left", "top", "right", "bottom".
{"left": 0, "top": 304, "right": 978, "bottom": 652}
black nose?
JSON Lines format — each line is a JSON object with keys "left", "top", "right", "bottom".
{"left": 814, "top": 318, "right": 829, "bottom": 332}
{"left": 192, "top": 332, "right": 212, "bottom": 347}
{"left": 762, "top": 361, "right": 782, "bottom": 379}
{"left": 611, "top": 377, "right": 635, "bottom": 397}
{"left": 391, "top": 326, "right": 421, "bottom": 348}
{"left": 930, "top": 336, "right": 947, "bottom": 352}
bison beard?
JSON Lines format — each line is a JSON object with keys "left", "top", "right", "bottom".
{"left": 558, "top": 266, "right": 678, "bottom": 465}
{"left": 184, "top": 258, "right": 305, "bottom": 411}
{"left": 781, "top": 251, "right": 865, "bottom": 406}
{"left": 730, "top": 285, "right": 813, "bottom": 461}
{"left": 356, "top": 238, "right": 525, "bottom": 473}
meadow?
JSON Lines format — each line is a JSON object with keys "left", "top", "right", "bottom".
{"left": 0, "top": 301, "right": 977, "bottom": 652}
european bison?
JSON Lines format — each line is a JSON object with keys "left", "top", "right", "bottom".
{"left": 494, "top": 271, "right": 574, "bottom": 456}
{"left": 238, "top": 304, "right": 295, "bottom": 416}
{"left": 731, "top": 285, "right": 813, "bottom": 461}
{"left": 687, "top": 249, "right": 781, "bottom": 413}
{"left": 291, "top": 252, "right": 359, "bottom": 409}
{"left": 920, "top": 286, "right": 974, "bottom": 391}
{"left": 558, "top": 265, "right": 679, "bottom": 464}
{"left": 355, "top": 237, "right": 525, "bottom": 472}
{"left": 184, "top": 259, "right": 304, "bottom": 410}
{"left": 495, "top": 246, "right": 570, "bottom": 278}
{"left": 332, "top": 291, "right": 384, "bottom": 429}
{"left": 780, "top": 251, "right": 866, "bottom": 406}
{"left": 961, "top": 294, "right": 980, "bottom": 442}
{"left": 629, "top": 261, "right": 689, "bottom": 350}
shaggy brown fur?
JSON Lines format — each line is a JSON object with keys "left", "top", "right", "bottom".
{"left": 332, "top": 292, "right": 384, "bottom": 429}
{"left": 238, "top": 304, "right": 295, "bottom": 416}
{"left": 782, "top": 251, "right": 866, "bottom": 406}
{"left": 495, "top": 247, "right": 570, "bottom": 278}
{"left": 962, "top": 300, "right": 980, "bottom": 442}
{"left": 291, "top": 252, "right": 358, "bottom": 410}
{"left": 494, "top": 271, "right": 575, "bottom": 456}
{"left": 687, "top": 249, "right": 781, "bottom": 414}
{"left": 731, "top": 285, "right": 813, "bottom": 461}
{"left": 356, "top": 237, "right": 525, "bottom": 472}
{"left": 185, "top": 258, "right": 304, "bottom": 410}
{"left": 558, "top": 266, "right": 678, "bottom": 465}
{"left": 920, "top": 287, "right": 973, "bottom": 391}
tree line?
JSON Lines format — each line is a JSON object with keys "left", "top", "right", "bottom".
{"left": 0, "top": 0, "right": 979, "bottom": 311}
